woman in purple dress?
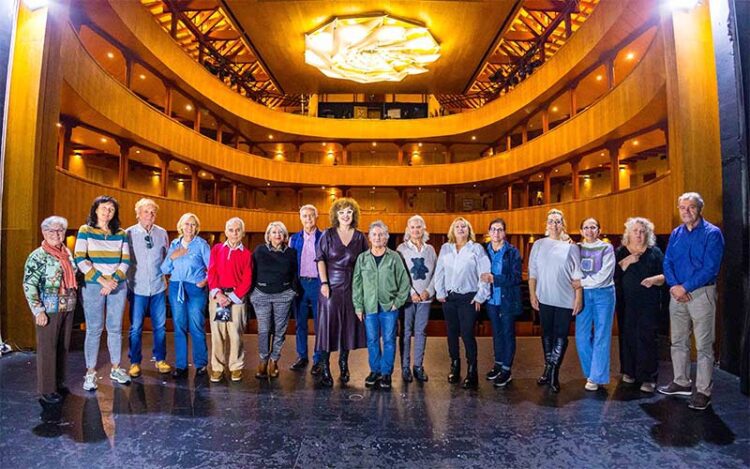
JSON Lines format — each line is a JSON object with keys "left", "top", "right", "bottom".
{"left": 315, "top": 197, "right": 369, "bottom": 387}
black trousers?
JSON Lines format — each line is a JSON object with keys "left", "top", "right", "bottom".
{"left": 621, "top": 305, "right": 659, "bottom": 383}
{"left": 539, "top": 303, "right": 573, "bottom": 340}
{"left": 442, "top": 292, "right": 478, "bottom": 363}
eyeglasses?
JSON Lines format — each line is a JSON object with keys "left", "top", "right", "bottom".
{"left": 44, "top": 229, "right": 65, "bottom": 234}
{"left": 337, "top": 209, "right": 354, "bottom": 216}
{"left": 547, "top": 220, "right": 563, "bottom": 225}
{"left": 582, "top": 226, "right": 599, "bottom": 230}
{"left": 489, "top": 227, "right": 505, "bottom": 233}
{"left": 145, "top": 235, "right": 153, "bottom": 249}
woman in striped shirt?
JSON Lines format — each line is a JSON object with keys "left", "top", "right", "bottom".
{"left": 74, "top": 196, "right": 131, "bottom": 391}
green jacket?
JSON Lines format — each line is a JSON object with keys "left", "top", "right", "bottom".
{"left": 23, "top": 246, "right": 78, "bottom": 315}
{"left": 352, "top": 248, "right": 411, "bottom": 315}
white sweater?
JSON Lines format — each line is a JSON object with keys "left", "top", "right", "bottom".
{"left": 528, "top": 237, "right": 582, "bottom": 309}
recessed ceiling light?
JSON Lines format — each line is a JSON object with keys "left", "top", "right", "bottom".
{"left": 266, "top": 182, "right": 271, "bottom": 186}
{"left": 551, "top": 106, "right": 558, "bottom": 112}
{"left": 418, "top": 143, "right": 423, "bottom": 147}
{"left": 321, "top": 142, "right": 327, "bottom": 146}
{"left": 135, "top": 150, "right": 141, "bottom": 154}
{"left": 632, "top": 140, "right": 639, "bottom": 146}
{"left": 139, "top": 74, "right": 146, "bottom": 80}
{"left": 626, "top": 52, "right": 635, "bottom": 61}
{"left": 185, "top": 104, "right": 193, "bottom": 111}
{"left": 100, "top": 137, "right": 108, "bottom": 143}
{"left": 55, "top": 122, "right": 62, "bottom": 128}
{"left": 268, "top": 134, "right": 274, "bottom": 140}
{"left": 471, "top": 136, "right": 477, "bottom": 141}
{"left": 596, "top": 75, "right": 603, "bottom": 81}
{"left": 372, "top": 142, "right": 377, "bottom": 147}
{"left": 106, "top": 52, "right": 115, "bottom": 59}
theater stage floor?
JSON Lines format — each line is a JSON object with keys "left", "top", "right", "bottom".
{"left": 0, "top": 334, "right": 748, "bottom": 468}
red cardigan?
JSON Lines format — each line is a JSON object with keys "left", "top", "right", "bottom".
{"left": 207, "top": 243, "right": 253, "bottom": 299}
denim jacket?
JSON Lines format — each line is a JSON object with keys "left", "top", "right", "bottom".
{"left": 485, "top": 242, "right": 523, "bottom": 316}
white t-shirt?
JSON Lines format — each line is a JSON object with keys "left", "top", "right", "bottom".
{"left": 528, "top": 237, "right": 582, "bottom": 309}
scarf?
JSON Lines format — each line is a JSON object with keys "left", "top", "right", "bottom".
{"left": 42, "top": 240, "right": 77, "bottom": 292}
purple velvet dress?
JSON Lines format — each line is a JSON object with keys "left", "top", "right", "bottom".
{"left": 314, "top": 228, "right": 368, "bottom": 352}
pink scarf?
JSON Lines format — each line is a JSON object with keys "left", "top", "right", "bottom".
{"left": 42, "top": 241, "right": 77, "bottom": 292}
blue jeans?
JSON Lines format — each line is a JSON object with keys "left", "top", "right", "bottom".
{"left": 128, "top": 291, "right": 167, "bottom": 364}
{"left": 82, "top": 281, "right": 128, "bottom": 369}
{"left": 576, "top": 286, "right": 616, "bottom": 384}
{"left": 365, "top": 310, "right": 398, "bottom": 375}
{"left": 295, "top": 277, "right": 321, "bottom": 364}
{"left": 168, "top": 282, "right": 208, "bottom": 369}
{"left": 487, "top": 304, "right": 516, "bottom": 371}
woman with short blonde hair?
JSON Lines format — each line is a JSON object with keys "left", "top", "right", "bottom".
{"left": 176, "top": 213, "right": 201, "bottom": 237}
{"left": 264, "top": 221, "right": 289, "bottom": 248}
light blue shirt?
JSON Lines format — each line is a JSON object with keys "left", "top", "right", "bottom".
{"left": 161, "top": 236, "right": 211, "bottom": 302}
{"left": 126, "top": 223, "right": 169, "bottom": 296}
{"left": 486, "top": 243, "right": 507, "bottom": 306}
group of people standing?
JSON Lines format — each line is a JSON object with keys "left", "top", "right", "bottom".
{"left": 22, "top": 191, "right": 723, "bottom": 423}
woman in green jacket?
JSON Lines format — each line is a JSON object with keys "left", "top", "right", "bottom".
{"left": 352, "top": 220, "right": 411, "bottom": 390}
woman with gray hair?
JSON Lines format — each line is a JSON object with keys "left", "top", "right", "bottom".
{"left": 251, "top": 221, "right": 298, "bottom": 379}
{"left": 396, "top": 215, "right": 437, "bottom": 383}
{"left": 614, "top": 217, "right": 665, "bottom": 393}
{"left": 23, "top": 216, "right": 78, "bottom": 420}
{"left": 353, "top": 220, "right": 411, "bottom": 389}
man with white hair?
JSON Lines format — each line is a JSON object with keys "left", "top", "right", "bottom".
{"left": 658, "top": 192, "right": 724, "bottom": 411}
{"left": 289, "top": 204, "right": 324, "bottom": 374}
{"left": 126, "top": 198, "right": 171, "bottom": 378}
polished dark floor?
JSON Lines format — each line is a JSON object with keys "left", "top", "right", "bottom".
{"left": 0, "top": 333, "right": 748, "bottom": 468}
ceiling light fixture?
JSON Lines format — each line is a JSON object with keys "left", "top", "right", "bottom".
{"left": 305, "top": 15, "right": 441, "bottom": 84}
{"left": 106, "top": 52, "right": 115, "bottom": 59}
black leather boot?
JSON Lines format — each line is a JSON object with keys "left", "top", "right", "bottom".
{"left": 462, "top": 362, "right": 478, "bottom": 389}
{"left": 537, "top": 336, "right": 554, "bottom": 386}
{"left": 448, "top": 359, "right": 461, "bottom": 384}
{"left": 338, "top": 350, "right": 350, "bottom": 383}
{"left": 549, "top": 337, "right": 568, "bottom": 393}
{"left": 320, "top": 352, "right": 333, "bottom": 387}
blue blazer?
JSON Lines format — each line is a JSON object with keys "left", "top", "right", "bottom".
{"left": 485, "top": 242, "right": 523, "bottom": 316}
{"left": 290, "top": 228, "right": 323, "bottom": 277}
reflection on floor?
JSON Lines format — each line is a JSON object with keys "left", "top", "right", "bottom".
{"left": 0, "top": 334, "right": 748, "bottom": 468}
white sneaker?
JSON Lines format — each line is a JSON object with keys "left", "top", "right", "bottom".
{"left": 640, "top": 382, "right": 656, "bottom": 393}
{"left": 0, "top": 342, "right": 11, "bottom": 355}
{"left": 584, "top": 379, "right": 599, "bottom": 391}
{"left": 83, "top": 372, "right": 98, "bottom": 391}
{"left": 110, "top": 367, "right": 132, "bottom": 384}
{"left": 622, "top": 374, "right": 636, "bottom": 384}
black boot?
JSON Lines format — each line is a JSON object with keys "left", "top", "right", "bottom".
{"left": 338, "top": 350, "right": 350, "bottom": 383}
{"left": 537, "top": 336, "right": 554, "bottom": 386}
{"left": 549, "top": 338, "right": 568, "bottom": 393}
{"left": 448, "top": 359, "right": 461, "bottom": 384}
{"left": 320, "top": 352, "right": 333, "bottom": 387}
{"left": 462, "top": 362, "right": 478, "bottom": 389}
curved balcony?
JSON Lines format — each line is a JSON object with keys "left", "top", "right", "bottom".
{"left": 61, "top": 21, "right": 666, "bottom": 188}
{"left": 55, "top": 169, "right": 674, "bottom": 235}
{"left": 98, "top": 0, "right": 656, "bottom": 141}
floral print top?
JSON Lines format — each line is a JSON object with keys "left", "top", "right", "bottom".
{"left": 23, "top": 247, "right": 78, "bottom": 315}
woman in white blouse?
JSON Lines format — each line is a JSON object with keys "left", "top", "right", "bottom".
{"left": 528, "top": 209, "right": 583, "bottom": 393}
{"left": 434, "top": 217, "right": 491, "bottom": 389}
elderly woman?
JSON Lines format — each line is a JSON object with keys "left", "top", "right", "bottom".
{"left": 251, "top": 221, "right": 298, "bottom": 380}
{"left": 75, "top": 196, "right": 131, "bottom": 391}
{"left": 353, "top": 221, "right": 411, "bottom": 390}
{"left": 207, "top": 217, "right": 253, "bottom": 383}
{"left": 315, "top": 197, "right": 369, "bottom": 387}
{"left": 614, "top": 217, "right": 665, "bottom": 393}
{"left": 161, "top": 212, "right": 211, "bottom": 378}
{"left": 528, "top": 208, "right": 582, "bottom": 393}
{"left": 23, "top": 216, "right": 78, "bottom": 415}
{"left": 481, "top": 218, "right": 522, "bottom": 388}
{"left": 434, "top": 217, "right": 491, "bottom": 389}
{"left": 576, "top": 218, "right": 616, "bottom": 391}
{"left": 396, "top": 215, "right": 437, "bottom": 383}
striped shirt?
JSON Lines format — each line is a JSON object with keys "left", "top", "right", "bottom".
{"left": 74, "top": 225, "right": 131, "bottom": 284}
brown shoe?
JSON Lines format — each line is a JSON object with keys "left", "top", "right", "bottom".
{"left": 209, "top": 370, "right": 223, "bottom": 383}
{"left": 268, "top": 359, "right": 279, "bottom": 378}
{"left": 230, "top": 369, "right": 242, "bottom": 382}
{"left": 255, "top": 362, "right": 268, "bottom": 379}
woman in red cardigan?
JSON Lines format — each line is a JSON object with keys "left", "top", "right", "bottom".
{"left": 207, "top": 217, "right": 253, "bottom": 383}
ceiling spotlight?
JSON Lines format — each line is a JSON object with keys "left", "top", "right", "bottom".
{"left": 551, "top": 106, "right": 558, "bottom": 112}
{"left": 418, "top": 143, "right": 423, "bottom": 147}
{"left": 135, "top": 150, "right": 141, "bottom": 154}
{"left": 55, "top": 122, "right": 62, "bottom": 128}
{"left": 185, "top": 104, "right": 193, "bottom": 111}
{"left": 139, "top": 74, "right": 146, "bottom": 80}
{"left": 321, "top": 142, "right": 326, "bottom": 146}
{"left": 100, "top": 137, "right": 108, "bottom": 143}
{"left": 106, "top": 52, "right": 115, "bottom": 59}
{"left": 372, "top": 142, "right": 377, "bottom": 147}
{"left": 268, "top": 134, "right": 274, "bottom": 140}
{"left": 596, "top": 75, "right": 603, "bottom": 81}
{"left": 632, "top": 140, "right": 639, "bottom": 146}
{"left": 266, "top": 182, "right": 271, "bottom": 186}
{"left": 471, "top": 136, "right": 477, "bottom": 141}
{"left": 625, "top": 52, "right": 635, "bottom": 61}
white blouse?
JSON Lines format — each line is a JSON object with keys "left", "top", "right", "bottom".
{"left": 434, "top": 241, "right": 491, "bottom": 304}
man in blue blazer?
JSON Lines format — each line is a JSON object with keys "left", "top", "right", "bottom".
{"left": 289, "top": 204, "right": 324, "bottom": 374}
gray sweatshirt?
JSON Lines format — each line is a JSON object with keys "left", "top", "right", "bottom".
{"left": 397, "top": 240, "right": 437, "bottom": 303}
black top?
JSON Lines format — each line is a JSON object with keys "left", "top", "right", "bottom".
{"left": 373, "top": 252, "right": 384, "bottom": 266}
{"left": 252, "top": 244, "right": 299, "bottom": 294}
{"left": 614, "top": 246, "right": 665, "bottom": 313}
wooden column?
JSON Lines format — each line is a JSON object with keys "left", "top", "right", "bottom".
{"left": 247, "top": 188, "right": 256, "bottom": 209}
{"left": 397, "top": 188, "right": 406, "bottom": 212}
{"left": 163, "top": 82, "right": 172, "bottom": 117}
{"left": 506, "top": 134, "right": 512, "bottom": 152}
{"left": 543, "top": 169, "right": 552, "bottom": 204}
{"left": 608, "top": 142, "right": 621, "bottom": 193}
{"left": 542, "top": 108, "right": 550, "bottom": 133}
{"left": 523, "top": 177, "right": 530, "bottom": 207}
{"left": 446, "top": 144, "right": 454, "bottom": 163}
{"left": 341, "top": 144, "right": 349, "bottom": 165}
{"left": 397, "top": 145, "right": 404, "bottom": 165}
{"left": 56, "top": 120, "right": 74, "bottom": 169}
{"left": 117, "top": 140, "right": 130, "bottom": 189}
{"left": 170, "top": 11, "right": 178, "bottom": 38}
{"left": 605, "top": 55, "right": 616, "bottom": 90}
{"left": 193, "top": 106, "right": 201, "bottom": 132}
{"left": 507, "top": 184, "right": 514, "bottom": 210}
{"left": 521, "top": 125, "right": 528, "bottom": 144}
{"left": 231, "top": 183, "right": 238, "bottom": 208}
{"left": 571, "top": 157, "right": 581, "bottom": 200}
{"left": 569, "top": 84, "right": 578, "bottom": 117}
{"left": 446, "top": 189, "right": 455, "bottom": 211}
{"left": 295, "top": 188, "right": 303, "bottom": 208}
{"left": 125, "top": 56, "right": 132, "bottom": 90}
{"left": 158, "top": 155, "right": 170, "bottom": 197}
{"left": 292, "top": 142, "right": 301, "bottom": 162}
{"left": 213, "top": 176, "right": 221, "bottom": 205}
{"left": 190, "top": 165, "right": 200, "bottom": 202}
{"left": 234, "top": 133, "right": 241, "bottom": 150}
{"left": 216, "top": 122, "right": 223, "bottom": 144}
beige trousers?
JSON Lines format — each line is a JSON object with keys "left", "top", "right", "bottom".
{"left": 209, "top": 301, "right": 246, "bottom": 372}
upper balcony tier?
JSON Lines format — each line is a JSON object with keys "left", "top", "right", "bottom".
{"left": 87, "top": 0, "right": 656, "bottom": 143}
